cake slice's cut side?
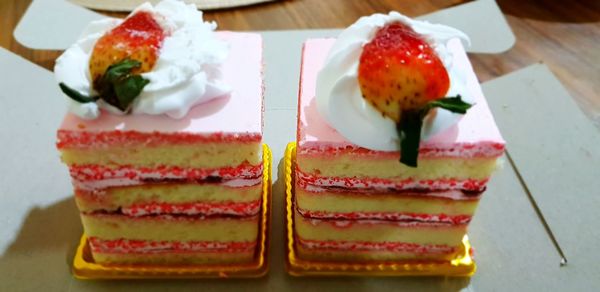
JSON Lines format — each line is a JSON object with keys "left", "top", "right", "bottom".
{"left": 89, "top": 237, "right": 256, "bottom": 265}
{"left": 81, "top": 213, "right": 259, "bottom": 242}
{"left": 296, "top": 183, "right": 479, "bottom": 224}
{"left": 294, "top": 209, "right": 466, "bottom": 246}
{"left": 70, "top": 163, "right": 263, "bottom": 191}
{"left": 59, "top": 139, "right": 262, "bottom": 169}
{"left": 76, "top": 183, "right": 262, "bottom": 216}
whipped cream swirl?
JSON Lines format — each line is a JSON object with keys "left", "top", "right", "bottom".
{"left": 316, "top": 12, "right": 472, "bottom": 151}
{"left": 54, "top": 0, "right": 230, "bottom": 119}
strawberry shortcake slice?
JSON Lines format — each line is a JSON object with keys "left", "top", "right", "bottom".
{"left": 294, "top": 12, "right": 505, "bottom": 262}
{"left": 55, "top": 0, "right": 264, "bottom": 265}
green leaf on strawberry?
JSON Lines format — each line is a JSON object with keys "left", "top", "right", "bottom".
{"left": 398, "top": 95, "right": 472, "bottom": 167}
{"left": 60, "top": 11, "right": 163, "bottom": 114}
{"left": 95, "top": 58, "right": 150, "bottom": 112}
{"left": 60, "top": 58, "right": 150, "bottom": 113}
{"left": 113, "top": 74, "right": 150, "bottom": 110}
{"left": 59, "top": 83, "right": 99, "bottom": 103}
{"left": 424, "top": 95, "right": 472, "bottom": 115}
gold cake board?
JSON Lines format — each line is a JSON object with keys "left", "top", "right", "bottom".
{"left": 72, "top": 144, "right": 272, "bottom": 279}
{"left": 284, "top": 142, "right": 476, "bottom": 277}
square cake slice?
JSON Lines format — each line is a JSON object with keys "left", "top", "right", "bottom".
{"left": 294, "top": 37, "right": 505, "bottom": 262}
{"left": 56, "top": 28, "right": 265, "bottom": 265}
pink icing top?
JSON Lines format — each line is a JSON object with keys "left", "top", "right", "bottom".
{"left": 298, "top": 38, "right": 505, "bottom": 157}
{"left": 59, "top": 32, "right": 263, "bottom": 138}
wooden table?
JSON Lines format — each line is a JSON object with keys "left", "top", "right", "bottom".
{"left": 1, "top": 0, "right": 599, "bottom": 126}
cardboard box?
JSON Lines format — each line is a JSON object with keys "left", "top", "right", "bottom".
{"left": 1, "top": 0, "right": 598, "bottom": 290}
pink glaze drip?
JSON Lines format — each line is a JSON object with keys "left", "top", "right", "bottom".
{"left": 296, "top": 237, "right": 457, "bottom": 254}
{"left": 123, "top": 200, "right": 261, "bottom": 217}
{"left": 296, "top": 168, "right": 488, "bottom": 192}
{"left": 70, "top": 163, "right": 263, "bottom": 190}
{"left": 89, "top": 237, "right": 256, "bottom": 254}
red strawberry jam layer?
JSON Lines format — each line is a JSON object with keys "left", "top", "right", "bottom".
{"left": 57, "top": 130, "right": 262, "bottom": 149}
{"left": 89, "top": 237, "right": 256, "bottom": 254}
{"left": 297, "top": 208, "right": 472, "bottom": 225}
{"left": 122, "top": 200, "right": 261, "bottom": 217}
{"left": 297, "top": 238, "right": 458, "bottom": 254}
{"left": 70, "top": 163, "right": 263, "bottom": 190}
{"left": 297, "top": 168, "right": 488, "bottom": 192}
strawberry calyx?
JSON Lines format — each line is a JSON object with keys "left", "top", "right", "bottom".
{"left": 59, "top": 58, "right": 150, "bottom": 112}
{"left": 398, "top": 95, "right": 472, "bottom": 167}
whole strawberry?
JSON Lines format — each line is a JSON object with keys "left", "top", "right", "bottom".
{"left": 358, "top": 22, "right": 471, "bottom": 167}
